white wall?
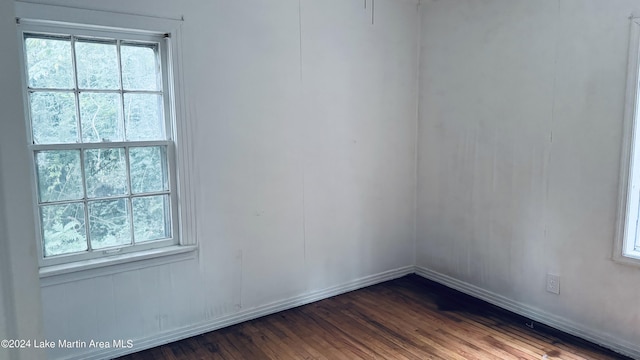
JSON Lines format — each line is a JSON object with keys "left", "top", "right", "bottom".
{"left": 3, "top": 0, "right": 419, "bottom": 359}
{"left": 16, "top": 0, "right": 639, "bottom": 358}
{"left": 417, "top": 0, "right": 640, "bottom": 356}
{"left": 0, "top": 0, "right": 45, "bottom": 359}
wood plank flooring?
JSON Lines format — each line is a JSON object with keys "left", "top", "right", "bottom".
{"left": 117, "top": 275, "right": 630, "bottom": 360}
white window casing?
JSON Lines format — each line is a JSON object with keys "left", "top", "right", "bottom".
{"left": 615, "top": 17, "right": 640, "bottom": 266}
{"left": 14, "top": 3, "right": 197, "bottom": 284}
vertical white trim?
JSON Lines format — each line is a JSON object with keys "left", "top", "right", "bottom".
{"left": 0, "top": 1, "right": 45, "bottom": 358}
{"left": 413, "top": 0, "right": 422, "bottom": 267}
{"left": 16, "top": 26, "right": 47, "bottom": 265}
{"left": 614, "top": 17, "right": 640, "bottom": 265}
{"left": 166, "top": 23, "right": 198, "bottom": 248}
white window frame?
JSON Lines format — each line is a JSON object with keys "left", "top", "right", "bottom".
{"left": 615, "top": 17, "right": 640, "bottom": 266}
{"left": 14, "top": 3, "right": 197, "bottom": 282}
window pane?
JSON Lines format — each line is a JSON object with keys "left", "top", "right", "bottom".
{"left": 84, "top": 148, "right": 128, "bottom": 198}
{"left": 30, "top": 92, "right": 78, "bottom": 144}
{"left": 133, "top": 195, "right": 170, "bottom": 243}
{"left": 41, "top": 202, "right": 87, "bottom": 257}
{"left": 36, "top": 150, "right": 83, "bottom": 203}
{"left": 122, "top": 44, "right": 160, "bottom": 91}
{"left": 79, "top": 92, "right": 123, "bottom": 142}
{"left": 89, "top": 199, "right": 131, "bottom": 249}
{"left": 129, "top": 146, "right": 167, "bottom": 194}
{"left": 75, "top": 40, "right": 119, "bottom": 90}
{"left": 25, "top": 36, "right": 73, "bottom": 89}
{"left": 124, "top": 93, "right": 164, "bottom": 140}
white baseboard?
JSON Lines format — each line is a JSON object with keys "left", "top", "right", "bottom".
{"left": 58, "top": 265, "right": 415, "bottom": 360}
{"left": 414, "top": 266, "right": 640, "bottom": 360}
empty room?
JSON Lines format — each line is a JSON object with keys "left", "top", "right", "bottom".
{"left": 1, "top": 0, "right": 640, "bottom": 359}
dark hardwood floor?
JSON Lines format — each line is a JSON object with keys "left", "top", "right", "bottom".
{"left": 117, "top": 275, "right": 630, "bottom": 360}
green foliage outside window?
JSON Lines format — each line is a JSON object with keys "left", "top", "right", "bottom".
{"left": 25, "top": 34, "right": 172, "bottom": 258}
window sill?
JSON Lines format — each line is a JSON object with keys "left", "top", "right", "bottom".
{"left": 39, "top": 245, "right": 197, "bottom": 287}
{"left": 612, "top": 243, "right": 640, "bottom": 267}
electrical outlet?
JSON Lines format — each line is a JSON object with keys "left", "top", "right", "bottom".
{"left": 546, "top": 274, "right": 560, "bottom": 294}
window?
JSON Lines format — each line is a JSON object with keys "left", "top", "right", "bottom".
{"left": 15, "top": 4, "right": 196, "bottom": 271}
{"left": 615, "top": 17, "right": 640, "bottom": 265}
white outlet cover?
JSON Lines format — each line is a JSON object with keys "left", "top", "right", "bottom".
{"left": 546, "top": 274, "right": 560, "bottom": 294}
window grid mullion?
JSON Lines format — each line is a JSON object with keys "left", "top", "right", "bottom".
{"left": 35, "top": 191, "right": 171, "bottom": 207}
{"left": 27, "top": 88, "right": 162, "bottom": 95}
{"left": 27, "top": 88, "right": 75, "bottom": 93}
{"left": 158, "top": 40, "right": 169, "bottom": 140}
{"left": 124, "top": 146, "right": 135, "bottom": 246}
{"left": 71, "top": 35, "right": 92, "bottom": 252}
{"left": 116, "top": 39, "right": 127, "bottom": 142}
{"left": 30, "top": 140, "right": 172, "bottom": 152}
{"left": 70, "top": 35, "right": 82, "bottom": 145}
{"left": 79, "top": 149, "right": 92, "bottom": 252}
{"left": 127, "top": 196, "right": 135, "bottom": 247}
